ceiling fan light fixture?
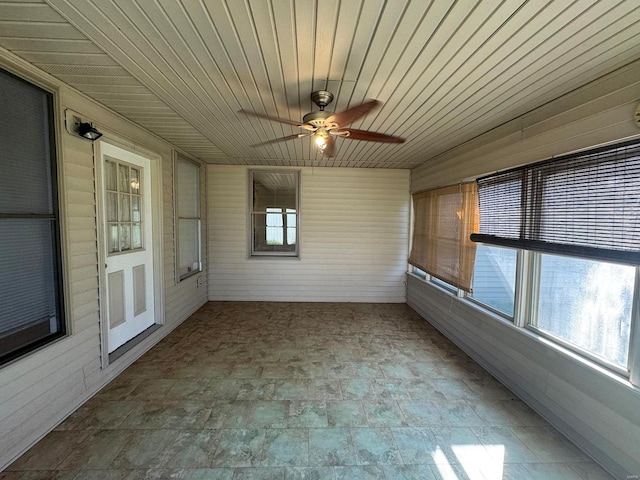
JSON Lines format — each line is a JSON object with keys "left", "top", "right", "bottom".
{"left": 314, "top": 133, "right": 327, "bottom": 150}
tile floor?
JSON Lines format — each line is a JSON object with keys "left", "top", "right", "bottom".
{"left": 4, "top": 302, "right": 614, "bottom": 479}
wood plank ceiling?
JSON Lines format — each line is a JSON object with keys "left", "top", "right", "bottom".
{"left": 1, "top": 0, "right": 639, "bottom": 168}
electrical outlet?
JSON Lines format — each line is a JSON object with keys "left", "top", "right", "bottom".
{"left": 197, "top": 275, "right": 203, "bottom": 287}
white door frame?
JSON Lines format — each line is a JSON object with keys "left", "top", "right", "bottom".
{"left": 94, "top": 137, "right": 164, "bottom": 368}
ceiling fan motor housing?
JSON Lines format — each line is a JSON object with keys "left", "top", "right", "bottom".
{"left": 311, "top": 90, "right": 334, "bottom": 109}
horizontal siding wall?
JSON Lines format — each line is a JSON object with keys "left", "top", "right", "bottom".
{"left": 208, "top": 166, "right": 410, "bottom": 303}
{"left": 0, "top": 48, "right": 207, "bottom": 471}
{"left": 408, "top": 59, "right": 640, "bottom": 478}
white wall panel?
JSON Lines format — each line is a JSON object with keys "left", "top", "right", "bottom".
{"left": 207, "top": 166, "right": 410, "bottom": 303}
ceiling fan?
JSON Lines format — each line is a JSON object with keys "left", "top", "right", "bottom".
{"left": 240, "top": 91, "right": 405, "bottom": 157}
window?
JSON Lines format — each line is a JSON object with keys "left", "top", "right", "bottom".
{"left": 175, "top": 155, "right": 202, "bottom": 280}
{"left": 472, "top": 140, "right": 640, "bottom": 264}
{"left": 105, "top": 159, "right": 143, "bottom": 253}
{"left": 532, "top": 254, "right": 634, "bottom": 368}
{"left": 409, "top": 182, "right": 479, "bottom": 292}
{"left": 468, "top": 245, "right": 517, "bottom": 317}
{"left": 0, "top": 68, "right": 65, "bottom": 365}
{"left": 414, "top": 139, "right": 640, "bottom": 379}
{"left": 250, "top": 170, "right": 299, "bottom": 256}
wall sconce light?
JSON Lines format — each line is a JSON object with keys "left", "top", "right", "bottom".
{"left": 77, "top": 122, "right": 103, "bottom": 141}
{"left": 65, "top": 109, "right": 103, "bottom": 141}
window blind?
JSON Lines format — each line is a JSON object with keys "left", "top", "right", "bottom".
{"left": 409, "top": 182, "right": 479, "bottom": 292}
{"left": 471, "top": 140, "right": 640, "bottom": 265}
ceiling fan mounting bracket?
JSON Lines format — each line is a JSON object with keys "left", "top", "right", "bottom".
{"left": 311, "top": 90, "right": 334, "bottom": 110}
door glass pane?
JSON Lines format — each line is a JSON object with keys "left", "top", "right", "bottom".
{"left": 119, "top": 194, "right": 130, "bottom": 222}
{"left": 536, "top": 254, "right": 634, "bottom": 367}
{"left": 108, "top": 224, "right": 119, "bottom": 253}
{"left": 118, "top": 164, "right": 130, "bottom": 193}
{"left": 106, "top": 193, "right": 118, "bottom": 222}
{"left": 131, "top": 223, "right": 142, "bottom": 249}
{"left": 119, "top": 224, "right": 131, "bottom": 251}
{"left": 130, "top": 167, "right": 140, "bottom": 194}
{"left": 104, "top": 160, "right": 117, "bottom": 191}
{"left": 131, "top": 196, "right": 141, "bottom": 222}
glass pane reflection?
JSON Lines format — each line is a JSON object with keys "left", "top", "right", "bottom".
{"left": 105, "top": 160, "right": 117, "bottom": 191}
{"left": 106, "top": 192, "right": 118, "bottom": 222}
{"left": 118, "top": 164, "right": 130, "bottom": 193}
{"left": 132, "top": 196, "right": 141, "bottom": 222}
{"left": 120, "top": 224, "right": 131, "bottom": 251}
{"left": 108, "top": 224, "right": 118, "bottom": 253}
{"left": 119, "top": 194, "right": 130, "bottom": 222}
{"left": 132, "top": 223, "right": 142, "bottom": 249}
{"left": 130, "top": 168, "right": 140, "bottom": 194}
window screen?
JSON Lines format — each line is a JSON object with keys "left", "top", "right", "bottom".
{"left": 0, "top": 68, "right": 64, "bottom": 365}
{"left": 472, "top": 140, "right": 640, "bottom": 265}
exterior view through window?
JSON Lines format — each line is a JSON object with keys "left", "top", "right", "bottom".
{"left": 535, "top": 254, "right": 634, "bottom": 367}
{"left": 469, "top": 245, "right": 517, "bottom": 317}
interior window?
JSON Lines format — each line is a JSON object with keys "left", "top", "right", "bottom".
{"left": 250, "top": 170, "right": 299, "bottom": 256}
{"left": 0, "top": 68, "right": 65, "bottom": 366}
{"left": 175, "top": 155, "right": 202, "bottom": 280}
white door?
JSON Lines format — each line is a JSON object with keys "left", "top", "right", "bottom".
{"left": 98, "top": 142, "right": 155, "bottom": 353}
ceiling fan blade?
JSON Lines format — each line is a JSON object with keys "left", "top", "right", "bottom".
{"left": 325, "top": 99, "right": 380, "bottom": 128}
{"left": 344, "top": 128, "right": 405, "bottom": 143}
{"left": 251, "top": 133, "right": 309, "bottom": 147}
{"left": 239, "top": 109, "right": 303, "bottom": 127}
{"left": 323, "top": 136, "right": 336, "bottom": 157}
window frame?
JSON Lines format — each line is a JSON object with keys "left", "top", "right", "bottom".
{"left": 525, "top": 251, "right": 636, "bottom": 375}
{"left": 0, "top": 67, "right": 66, "bottom": 367}
{"left": 174, "top": 153, "right": 203, "bottom": 282}
{"left": 248, "top": 169, "right": 300, "bottom": 258}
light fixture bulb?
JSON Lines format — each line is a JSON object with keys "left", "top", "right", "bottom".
{"left": 315, "top": 134, "right": 327, "bottom": 149}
